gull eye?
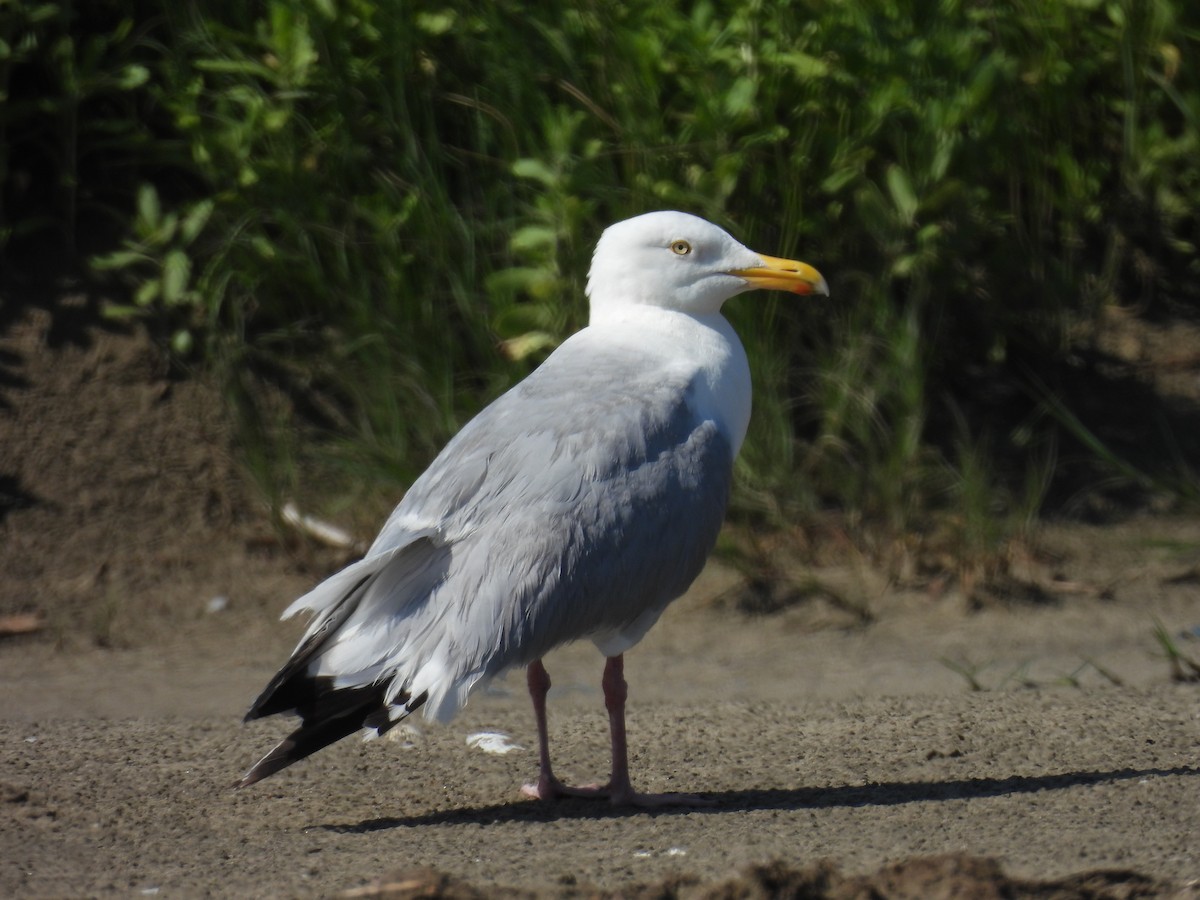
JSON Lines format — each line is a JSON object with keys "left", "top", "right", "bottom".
{"left": 670, "top": 239, "right": 692, "bottom": 256}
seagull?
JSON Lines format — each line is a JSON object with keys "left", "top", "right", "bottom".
{"left": 239, "top": 211, "right": 828, "bottom": 805}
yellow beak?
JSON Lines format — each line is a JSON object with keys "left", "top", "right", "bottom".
{"left": 730, "top": 253, "right": 829, "bottom": 296}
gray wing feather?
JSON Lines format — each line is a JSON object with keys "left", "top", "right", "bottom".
{"left": 281, "top": 335, "right": 733, "bottom": 721}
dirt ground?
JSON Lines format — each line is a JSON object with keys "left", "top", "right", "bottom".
{"left": 1, "top": 301, "right": 1198, "bottom": 898}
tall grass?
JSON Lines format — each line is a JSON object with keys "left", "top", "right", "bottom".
{"left": 7, "top": 0, "right": 1200, "bottom": 567}
{"left": 0, "top": 1, "right": 159, "bottom": 252}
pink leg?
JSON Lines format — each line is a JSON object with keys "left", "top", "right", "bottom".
{"left": 520, "top": 659, "right": 609, "bottom": 801}
{"left": 520, "top": 660, "right": 564, "bottom": 799}
{"left": 521, "top": 655, "right": 711, "bottom": 807}
{"left": 601, "top": 654, "right": 636, "bottom": 802}
{"left": 528, "top": 659, "right": 554, "bottom": 787}
{"left": 599, "top": 655, "right": 710, "bottom": 807}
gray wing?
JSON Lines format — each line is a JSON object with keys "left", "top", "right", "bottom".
{"left": 379, "top": 335, "right": 733, "bottom": 658}
{"left": 257, "top": 334, "right": 733, "bottom": 726}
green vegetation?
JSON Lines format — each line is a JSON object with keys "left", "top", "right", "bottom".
{"left": 938, "top": 654, "right": 1125, "bottom": 692}
{"left": 1152, "top": 618, "right": 1200, "bottom": 682}
{"left": 4, "top": 0, "right": 1199, "bottom": 573}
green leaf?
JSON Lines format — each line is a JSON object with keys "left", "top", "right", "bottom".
{"left": 170, "top": 329, "right": 194, "bottom": 356}
{"left": 91, "top": 250, "right": 150, "bottom": 271}
{"left": 723, "top": 77, "right": 757, "bottom": 117}
{"left": 157, "top": 212, "right": 179, "bottom": 243}
{"left": 511, "top": 158, "right": 558, "bottom": 187}
{"left": 916, "top": 223, "right": 943, "bottom": 244}
{"left": 264, "top": 107, "right": 290, "bottom": 131}
{"left": 249, "top": 235, "right": 277, "bottom": 259}
{"left": 416, "top": 11, "right": 456, "bottom": 34}
{"left": 777, "top": 51, "right": 829, "bottom": 78}
{"left": 485, "top": 267, "right": 558, "bottom": 295}
{"left": 161, "top": 250, "right": 191, "bottom": 305}
{"left": 136, "top": 184, "right": 160, "bottom": 228}
{"left": 116, "top": 64, "right": 149, "bottom": 90}
{"left": 509, "top": 226, "right": 557, "bottom": 254}
{"left": 492, "top": 303, "right": 555, "bottom": 334}
{"left": 891, "top": 254, "right": 919, "bottom": 277}
{"left": 194, "top": 58, "right": 276, "bottom": 79}
{"left": 179, "top": 200, "right": 214, "bottom": 245}
{"left": 135, "top": 279, "right": 160, "bottom": 306}
{"left": 821, "top": 167, "right": 860, "bottom": 194}
{"left": 100, "top": 303, "right": 143, "bottom": 321}
{"left": 886, "top": 165, "right": 919, "bottom": 224}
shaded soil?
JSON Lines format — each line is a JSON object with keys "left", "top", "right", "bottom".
{"left": 1, "top": 303, "right": 1198, "bottom": 898}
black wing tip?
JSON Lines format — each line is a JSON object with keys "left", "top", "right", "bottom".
{"left": 237, "top": 732, "right": 311, "bottom": 788}
{"left": 242, "top": 699, "right": 280, "bottom": 724}
{"left": 243, "top": 673, "right": 306, "bottom": 722}
{"left": 237, "top": 680, "right": 399, "bottom": 786}
{"left": 236, "top": 750, "right": 290, "bottom": 789}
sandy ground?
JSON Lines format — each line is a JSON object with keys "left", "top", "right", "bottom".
{"left": 2, "top": 600, "right": 1199, "bottom": 898}
{"left": 2, "top": 305, "right": 1199, "bottom": 897}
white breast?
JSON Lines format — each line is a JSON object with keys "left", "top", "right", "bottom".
{"left": 585, "top": 304, "right": 752, "bottom": 456}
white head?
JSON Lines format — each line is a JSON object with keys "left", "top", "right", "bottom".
{"left": 586, "top": 211, "right": 828, "bottom": 320}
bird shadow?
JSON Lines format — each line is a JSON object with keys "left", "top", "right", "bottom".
{"left": 313, "top": 764, "right": 1198, "bottom": 832}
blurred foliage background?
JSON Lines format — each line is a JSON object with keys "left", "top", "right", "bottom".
{"left": 3, "top": 0, "right": 1199, "bottom": 581}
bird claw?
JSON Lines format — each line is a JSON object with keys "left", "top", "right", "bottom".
{"left": 520, "top": 774, "right": 607, "bottom": 801}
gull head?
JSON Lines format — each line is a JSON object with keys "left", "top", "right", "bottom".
{"left": 586, "top": 211, "right": 828, "bottom": 319}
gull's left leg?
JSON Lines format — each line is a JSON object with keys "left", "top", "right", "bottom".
{"left": 599, "top": 654, "right": 712, "bottom": 808}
